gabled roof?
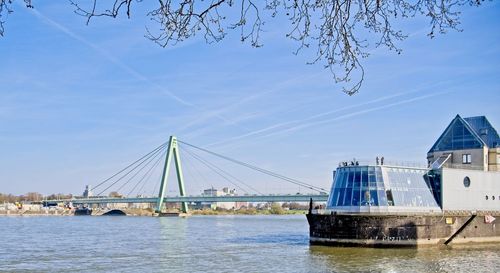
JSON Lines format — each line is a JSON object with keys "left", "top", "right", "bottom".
{"left": 428, "top": 114, "right": 496, "bottom": 153}
{"left": 463, "top": 116, "right": 500, "bottom": 148}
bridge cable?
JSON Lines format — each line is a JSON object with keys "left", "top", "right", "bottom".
{"left": 91, "top": 141, "right": 168, "bottom": 192}
{"left": 179, "top": 146, "right": 209, "bottom": 193}
{"left": 180, "top": 145, "right": 263, "bottom": 195}
{"left": 95, "top": 144, "right": 167, "bottom": 196}
{"left": 150, "top": 164, "right": 165, "bottom": 197}
{"left": 127, "top": 149, "right": 167, "bottom": 197}
{"left": 137, "top": 151, "right": 166, "bottom": 197}
{"left": 178, "top": 140, "right": 327, "bottom": 193}
{"left": 114, "top": 147, "right": 167, "bottom": 194}
{"left": 105, "top": 145, "right": 166, "bottom": 196}
{"left": 181, "top": 145, "right": 249, "bottom": 194}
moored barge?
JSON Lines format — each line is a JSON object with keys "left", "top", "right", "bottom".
{"left": 307, "top": 115, "right": 500, "bottom": 247}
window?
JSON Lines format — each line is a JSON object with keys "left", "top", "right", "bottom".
{"left": 463, "top": 176, "right": 471, "bottom": 187}
{"left": 462, "top": 154, "right": 471, "bottom": 164}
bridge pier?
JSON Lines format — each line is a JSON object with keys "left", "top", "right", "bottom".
{"left": 156, "top": 136, "right": 188, "bottom": 214}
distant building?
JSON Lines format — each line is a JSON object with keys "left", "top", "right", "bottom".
{"left": 83, "top": 185, "right": 93, "bottom": 198}
{"left": 427, "top": 115, "right": 500, "bottom": 171}
{"left": 196, "top": 187, "right": 247, "bottom": 210}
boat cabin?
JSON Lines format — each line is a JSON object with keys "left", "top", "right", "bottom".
{"left": 327, "top": 114, "right": 500, "bottom": 214}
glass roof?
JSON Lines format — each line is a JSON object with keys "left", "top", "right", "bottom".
{"left": 429, "top": 115, "right": 484, "bottom": 152}
{"left": 327, "top": 166, "right": 440, "bottom": 211}
{"left": 464, "top": 116, "right": 500, "bottom": 148}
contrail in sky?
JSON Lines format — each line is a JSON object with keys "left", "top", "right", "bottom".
{"left": 184, "top": 26, "right": 434, "bottom": 139}
{"left": 28, "top": 7, "right": 454, "bottom": 144}
{"left": 206, "top": 80, "right": 453, "bottom": 148}
{"left": 178, "top": 66, "right": 324, "bottom": 136}
{"left": 202, "top": 26, "right": 440, "bottom": 147}
{"left": 259, "top": 90, "right": 454, "bottom": 140}
{"left": 30, "top": 9, "right": 193, "bottom": 107}
{"left": 28, "top": 7, "right": 254, "bottom": 133}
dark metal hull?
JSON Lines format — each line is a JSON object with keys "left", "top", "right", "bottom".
{"left": 306, "top": 212, "right": 500, "bottom": 247}
{"left": 74, "top": 208, "right": 92, "bottom": 216}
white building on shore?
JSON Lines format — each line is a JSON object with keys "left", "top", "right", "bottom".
{"left": 197, "top": 187, "right": 248, "bottom": 210}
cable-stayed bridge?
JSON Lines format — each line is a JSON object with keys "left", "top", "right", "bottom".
{"left": 71, "top": 194, "right": 328, "bottom": 205}
{"left": 60, "top": 136, "right": 329, "bottom": 213}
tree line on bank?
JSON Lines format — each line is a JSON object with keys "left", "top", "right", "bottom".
{"left": 0, "top": 191, "right": 128, "bottom": 203}
{"left": 0, "top": 192, "right": 73, "bottom": 203}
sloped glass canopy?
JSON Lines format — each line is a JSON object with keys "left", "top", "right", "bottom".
{"left": 327, "top": 166, "right": 440, "bottom": 212}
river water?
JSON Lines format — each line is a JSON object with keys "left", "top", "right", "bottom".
{"left": 0, "top": 215, "right": 498, "bottom": 273}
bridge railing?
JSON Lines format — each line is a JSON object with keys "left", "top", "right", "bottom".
{"left": 67, "top": 194, "right": 329, "bottom": 204}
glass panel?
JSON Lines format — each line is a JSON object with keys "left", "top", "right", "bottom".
{"left": 425, "top": 170, "right": 442, "bottom": 206}
{"left": 344, "top": 169, "right": 353, "bottom": 206}
{"left": 361, "top": 190, "right": 370, "bottom": 206}
{"left": 339, "top": 171, "right": 347, "bottom": 188}
{"left": 368, "top": 167, "right": 377, "bottom": 188}
{"left": 378, "top": 190, "right": 388, "bottom": 206}
{"left": 433, "top": 118, "right": 483, "bottom": 152}
{"left": 361, "top": 167, "right": 368, "bottom": 189}
{"left": 343, "top": 187, "right": 352, "bottom": 206}
{"left": 370, "top": 190, "right": 379, "bottom": 206}
{"left": 353, "top": 168, "right": 361, "bottom": 188}
{"left": 337, "top": 189, "right": 345, "bottom": 206}
{"left": 376, "top": 167, "right": 384, "bottom": 187}
{"left": 345, "top": 170, "right": 353, "bottom": 188}
{"left": 352, "top": 189, "right": 360, "bottom": 206}
{"left": 330, "top": 188, "right": 340, "bottom": 207}
{"left": 464, "top": 116, "right": 500, "bottom": 147}
{"left": 385, "top": 168, "right": 440, "bottom": 208}
{"left": 334, "top": 172, "right": 343, "bottom": 188}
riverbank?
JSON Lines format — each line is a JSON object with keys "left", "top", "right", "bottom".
{"left": 0, "top": 208, "right": 308, "bottom": 216}
{"left": 0, "top": 210, "right": 73, "bottom": 216}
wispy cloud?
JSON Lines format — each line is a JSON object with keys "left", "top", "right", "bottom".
{"left": 178, "top": 71, "right": 325, "bottom": 137}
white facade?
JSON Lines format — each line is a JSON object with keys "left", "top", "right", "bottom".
{"left": 201, "top": 187, "right": 247, "bottom": 209}
{"left": 441, "top": 168, "right": 500, "bottom": 211}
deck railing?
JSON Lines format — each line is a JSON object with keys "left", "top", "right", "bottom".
{"left": 337, "top": 159, "right": 427, "bottom": 168}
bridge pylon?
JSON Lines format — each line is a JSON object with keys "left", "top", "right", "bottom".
{"left": 156, "top": 136, "right": 188, "bottom": 213}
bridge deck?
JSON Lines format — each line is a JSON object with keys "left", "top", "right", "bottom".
{"left": 68, "top": 194, "right": 328, "bottom": 204}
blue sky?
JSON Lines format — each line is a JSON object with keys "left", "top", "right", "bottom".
{"left": 1, "top": 2, "right": 499, "bottom": 195}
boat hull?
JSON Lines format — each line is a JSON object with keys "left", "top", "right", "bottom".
{"left": 306, "top": 212, "right": 500, "bottom": 247}
{"left": 74, "top": 208, "right": 92, "bottom": 216}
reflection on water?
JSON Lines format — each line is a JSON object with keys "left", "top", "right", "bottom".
{"left": 309, "top": 244, "right": 500, "bottom": 273}
{"left": 0, "top": 215, "right": 498, "bottom": 273}
{"left": 229, "top": 233, "right": 308, "bottom": 245}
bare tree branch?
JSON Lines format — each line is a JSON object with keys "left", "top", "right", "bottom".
{"left": 0, "top": 0, "right": 32, "bottom": 37}
{"left": 0, "top": 0, "right": 487, "bottom": 95}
